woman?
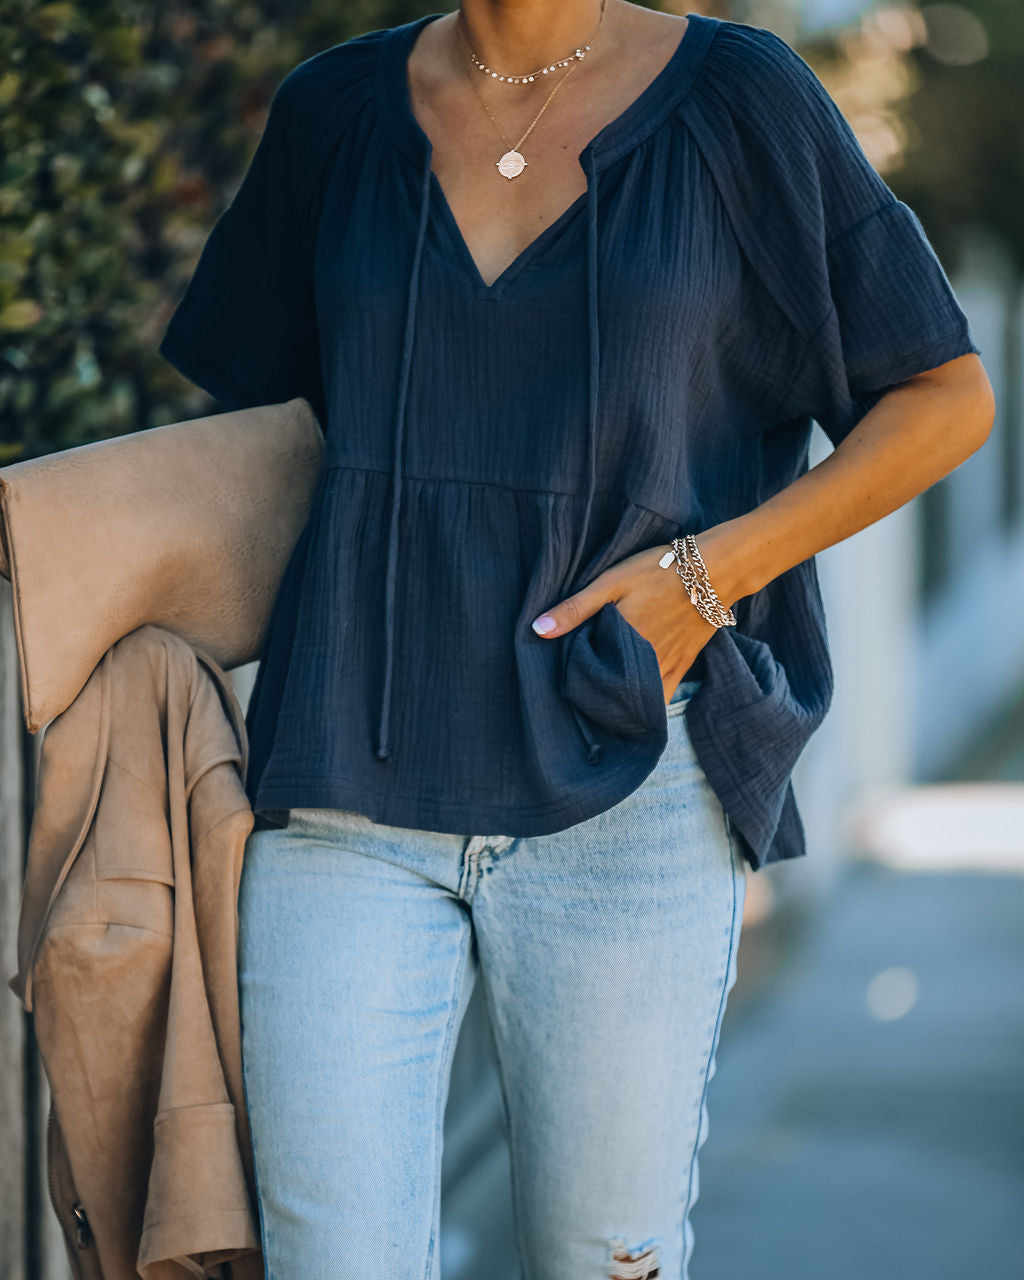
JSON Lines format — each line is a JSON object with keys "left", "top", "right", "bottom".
{"left": 158, "top": 2, "right": 994, "bottom": 1276}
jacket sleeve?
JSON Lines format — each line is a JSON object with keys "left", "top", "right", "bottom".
{"left": 684, "top": 20, "right": 981, "bottom": 448}
{"left": 158, "top": 65, "right": 327, "bottom": 424}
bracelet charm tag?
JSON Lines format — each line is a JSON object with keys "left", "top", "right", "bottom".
{"left": 663, "top": 535, "right": 738, "bottom": 629}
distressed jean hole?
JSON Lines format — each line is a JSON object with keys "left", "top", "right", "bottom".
{"left": 606, "top": 1238, "right": 660, "bottom": 1280}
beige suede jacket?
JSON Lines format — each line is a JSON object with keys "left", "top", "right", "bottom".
{"left": 9, "top": 623, "right": 263, "bottom": 1280}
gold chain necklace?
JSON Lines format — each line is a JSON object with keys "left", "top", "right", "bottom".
{"left": 453, "top": 0, "right": 608, "bottom": 180}
{"left": 461, "top": 2, "right": 606, "bottom": 85}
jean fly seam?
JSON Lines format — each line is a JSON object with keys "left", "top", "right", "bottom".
{"left": 677, "top": 804, "right": 741, "bottom": 1276}
{"left": 457, "top": 843, "right": 475, "bottom": 900}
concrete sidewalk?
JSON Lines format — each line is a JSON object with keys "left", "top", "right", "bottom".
{"left": 690, "top": 857, "right": 1024, "bottom": 1279}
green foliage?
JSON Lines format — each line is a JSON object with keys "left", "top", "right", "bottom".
{"left": 0, "top": 0, "right": 433, "bottom": 456}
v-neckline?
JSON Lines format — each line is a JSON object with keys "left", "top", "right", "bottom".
{"left": 430, "top": 168, "right": 590, "bottom": 295}
{"left": 375, "top": 10, "right": 716, "bottom": 298}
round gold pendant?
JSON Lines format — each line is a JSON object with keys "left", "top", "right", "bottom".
{"left": 496, "top": 150, "right": 527, "bottom": 180}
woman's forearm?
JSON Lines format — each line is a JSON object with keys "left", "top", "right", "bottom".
{"left": 704, "top": 353, "right": 996, "bottom": 607}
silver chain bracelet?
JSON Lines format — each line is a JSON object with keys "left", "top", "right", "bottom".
{"left": 658, "top": 534, "right": 737, "bottom": 628}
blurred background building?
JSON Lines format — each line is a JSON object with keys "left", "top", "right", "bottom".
{"left": 1, "top": 1, "right": 1021, "bottom": 1276}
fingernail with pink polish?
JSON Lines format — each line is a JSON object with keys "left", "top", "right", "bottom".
{"left": 531, "top": 615, "right": 557, "bottom": 635}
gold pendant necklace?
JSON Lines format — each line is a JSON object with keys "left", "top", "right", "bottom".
{"left": 453, "top": 0, "right": 608, "bottom": 181}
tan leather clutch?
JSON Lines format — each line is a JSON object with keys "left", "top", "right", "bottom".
{"left": 0, "top": 396, "right": 324, "bottom": 733}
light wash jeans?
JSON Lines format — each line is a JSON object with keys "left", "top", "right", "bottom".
{"left": 237, "top": 677, "right": 747, "bottom": 1279}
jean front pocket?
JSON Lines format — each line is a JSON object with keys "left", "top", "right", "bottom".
{"left": 560, "top": 601, "right": 665, "bottom": 739}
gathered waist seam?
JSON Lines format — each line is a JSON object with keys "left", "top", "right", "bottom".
{"left": 320, "top": 462, "right": 682, "bottom": 526}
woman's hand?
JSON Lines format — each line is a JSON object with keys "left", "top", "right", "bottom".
{"left": 530, "top": 523, "right": 750, "bottom": 704}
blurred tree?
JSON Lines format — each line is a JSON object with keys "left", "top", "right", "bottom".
{"left": 890, "top": 0, "right": 1024, "bottom": 276}
{"left": 779, "top": 0, "right": 1023, "bottom": 276}
{"left": 0, "top": 0, "right": 431, "bottom": 457}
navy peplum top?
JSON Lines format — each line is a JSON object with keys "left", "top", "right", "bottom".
{"left": 158, "top": 11, "right": 980, "bottom": 869}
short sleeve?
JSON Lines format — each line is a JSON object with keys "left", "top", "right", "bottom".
{"left": 787, "top": 31, "right": 983, "bottom": 450}
{"left": 805, "top": 196, "right": 980, "bottom": 447}
{"left": 682, "top": 19, "right": 981, "bottom": 448}
{"left": 158, "top": 67, "right": 327, "bottom": 424}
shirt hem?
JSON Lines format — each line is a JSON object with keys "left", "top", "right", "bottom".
{"left": 251, "top": 752, "right": 667, "bottom": 838}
